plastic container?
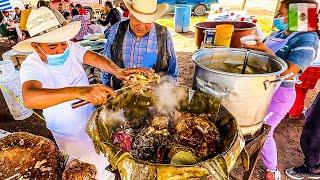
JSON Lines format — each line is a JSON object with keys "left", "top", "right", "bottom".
{"left": 203, "top": 29, "right": 216, "bottom": 45}
{"left": 174, "top": 5, "right": 191, "bottom": 33}
{"left": 240, "top": 35, "right": 259, "bottom": 46}
{"left": 0, "top": 60, "right": 33, "bottom": 120}
{"left": 214, "top": 24, "right": 234, "bottom": 47}
{"left": 195, "top": 21, "right": 256, "bottom": 48}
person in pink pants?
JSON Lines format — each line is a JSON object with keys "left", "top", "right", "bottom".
{"left": 243, "top": 0, "right": 319, "bottom": 179}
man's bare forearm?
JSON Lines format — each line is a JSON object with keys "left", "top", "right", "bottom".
{"left": 280, "top": 63, "right": 301, "bottom": 80}
{"left": 23, "top": 84, "right": 82, "bottom": 109}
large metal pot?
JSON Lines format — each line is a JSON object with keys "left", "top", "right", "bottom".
{"left": 192, "top": 48, "right": 288, "bottom": 136}
{"left": 195, "top": 21, "right": 256, "bottom": 49}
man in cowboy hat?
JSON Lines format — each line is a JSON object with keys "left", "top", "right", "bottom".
{"left": 13, "top": 7, "right": 153, "bottom": 179}
{"left": 101, "top": 0, "right": 179, "bottom": 89}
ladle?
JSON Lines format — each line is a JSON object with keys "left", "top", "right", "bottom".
{"left": 241, "top": 49, "right": 250, "bottom": 74}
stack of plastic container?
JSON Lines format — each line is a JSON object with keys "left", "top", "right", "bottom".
{"left": 0, "top": 60, "right": 33, "bottom": 120}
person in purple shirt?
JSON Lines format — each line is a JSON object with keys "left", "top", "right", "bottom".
{"left": 101, "top": 0, "right": 178, "bottom": 89}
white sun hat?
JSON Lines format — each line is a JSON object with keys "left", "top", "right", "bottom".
{"left": 13, "top": 7, "right": 81, "bottom": 52}
{"left": 124, "top": 0, "right": 169, "bottom": 23}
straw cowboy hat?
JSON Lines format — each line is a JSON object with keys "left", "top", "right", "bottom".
{"left": 13, "top": 7, "right": 80, "bottom": 52}
{"left": 124, "top": 0, "right": 169, "bottom": 23}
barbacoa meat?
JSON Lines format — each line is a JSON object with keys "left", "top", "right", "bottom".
{"left": 111, "top": 111, "right": 221, "bottom": 164}
{"left": 131, "top": 128, "right": 171, "bottom": 163}
{"left": 111, "top": 130, "right": 132, "bottom": 152}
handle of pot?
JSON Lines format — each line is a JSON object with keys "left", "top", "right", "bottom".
{"left": 196, "top": 78, "right": 230, "bottom": 98}
{"left": 203, "top": 85, "right": 230, "bottom": 98}
{"left": 263, "top": 72, "right": 294, "bottom": 90}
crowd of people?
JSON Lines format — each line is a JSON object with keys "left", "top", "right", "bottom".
{"left": 0, "top": 6, "right": 27, "bottom": 41}
{"left": 0, "top": 0, "right": 129, "bottom": 43}
{"left": 1, "top": 0, "right": 320, "bottom": 179}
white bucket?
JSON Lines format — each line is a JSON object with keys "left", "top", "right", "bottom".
{"left": 0, "top": 60, "right": 33, "bottom": 120}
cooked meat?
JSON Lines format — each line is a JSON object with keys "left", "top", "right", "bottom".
{"left": 0, "top": 132, "right": 63, "bottom": 180}
{"left": 131, "top": 128, "right": 171, "bottom": 163}
{"left": 111, "top": 130, "right": 132, "bottom": 152}
{"left": 62, "top": 159, "right": 97, "bottom": 180}
{"left": 150, "top": 115, "right": 169, "bottom": 130}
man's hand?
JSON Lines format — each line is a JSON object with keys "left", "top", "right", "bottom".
{"left": 83, "top": 51, "right": 155, "bottom": 82}
{"left": 243, "top": 38, "right": 274, "bottom": 55}
{"left": 77, "top": 84, "right": 116, "bottom": 106}
{"left": 114, "top": 68, "right": 155, "bottom": 81}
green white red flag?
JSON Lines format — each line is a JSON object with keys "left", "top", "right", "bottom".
{"left": 289, "top": 3, "right": 317, "bottom": 31}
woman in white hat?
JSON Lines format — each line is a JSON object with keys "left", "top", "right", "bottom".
{"left": 13, "top": 7, "right": 153, "bottom": 179}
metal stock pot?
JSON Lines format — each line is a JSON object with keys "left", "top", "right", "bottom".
{"left": 192, "top": 48, "right": 288, "bottom": 136}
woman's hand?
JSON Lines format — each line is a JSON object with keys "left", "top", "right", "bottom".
{"left": 243, "top": 38, "right": 274, "bottom": 55}
{"left": 77, "top": 84, "right": 116, "bottom": 106}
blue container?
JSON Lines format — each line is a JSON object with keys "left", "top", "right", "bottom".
{"left": 158, "top": 0, "right": 219, "bottom": 16}
{"left": 174, "top": 5, "right": 191, "bottom": 33}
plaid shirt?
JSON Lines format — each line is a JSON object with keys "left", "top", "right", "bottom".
{"left": 71, "top": 15, "right": 93, "bottom": 41}
{"left": 101, "top": 22, "right": 178, "bottom": 86}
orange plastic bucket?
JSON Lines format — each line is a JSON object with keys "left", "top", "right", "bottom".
{"left": 214, "top": 24, "right": 234, "bottom": 48}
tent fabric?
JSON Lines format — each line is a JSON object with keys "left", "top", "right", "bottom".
{"left": 0, "top": 0, "right": 24, "bottom": 10}
{"left": 0, "top": 0, "right": 12, "bottom": 10}
{"left": 9, "top": 0, "right": 24, "bottom": 9}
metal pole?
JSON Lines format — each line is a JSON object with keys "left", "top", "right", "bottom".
{"left": 271, "top": 0, "right": 281, "bottom": 29}
{"left": 274, "top": 0, "right": 281, "bottom": 18}
{"left": 242, "top": 0, "right": 247, "bottom": 10}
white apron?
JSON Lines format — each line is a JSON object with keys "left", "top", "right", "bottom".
{"left": 39, "top": 52, "right": 114, "bottom": 179}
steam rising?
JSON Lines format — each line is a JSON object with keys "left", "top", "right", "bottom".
{"left": 152, "top": 82, "right": 187, "bottom": 115}
{"left": 98, "top": 80, "right": 187, "bottom": 128}
{"left": 99, "top": 107, "right": 126, "bottom": 127}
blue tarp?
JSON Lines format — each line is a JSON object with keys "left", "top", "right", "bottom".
{"left": 158, "top": 0, "right": 219, "bottom": 6}
{"left": 0, "top": 0, "right": 12, "bottom": 11}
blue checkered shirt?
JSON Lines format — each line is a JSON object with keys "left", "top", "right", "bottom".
{"left": 101, "top": 22, "right": 178, "bottom": 86}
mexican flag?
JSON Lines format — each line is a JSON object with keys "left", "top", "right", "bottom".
{"left": 289, "top": 3, "right": 318, "bottom": 32}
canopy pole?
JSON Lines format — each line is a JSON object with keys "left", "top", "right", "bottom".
{"left": 271, "top": 0, "right": 281, "bottom": 29}
{"left": 274, "top": 0, "right": 281, "bottom": 18}
{"left": 242, "top": 0, "right": 247, "bottom": 10}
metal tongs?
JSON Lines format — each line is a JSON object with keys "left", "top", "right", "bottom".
{"left": 71, "top": 83, "right": 139, "bottom": 109}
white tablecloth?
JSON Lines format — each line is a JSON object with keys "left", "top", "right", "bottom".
{"left": 89, "top": 24, "right": 108, "bottom": 34}
{"left": 208, "top": 12, "right": 265, "bottom": 39}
